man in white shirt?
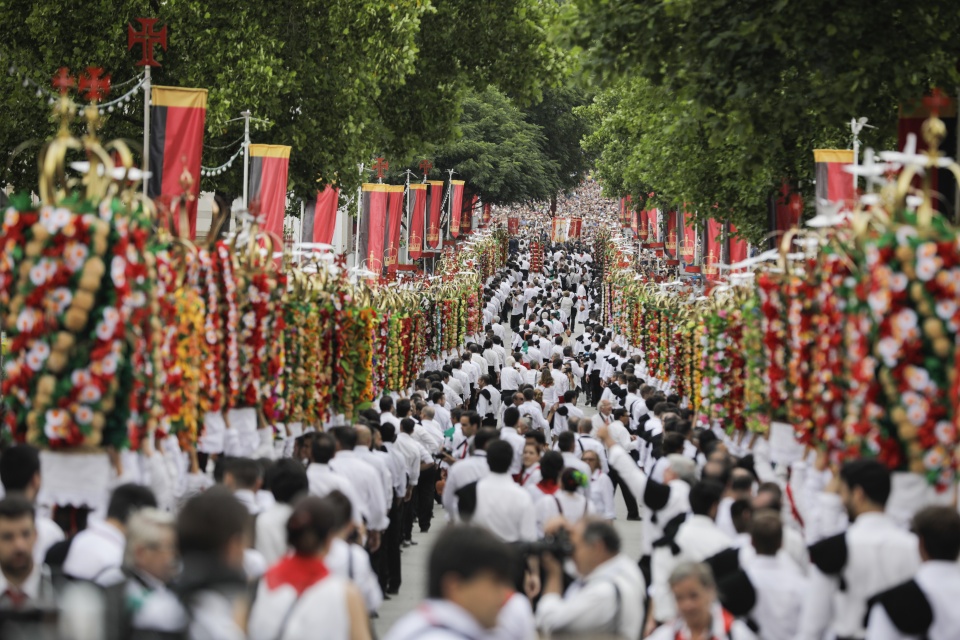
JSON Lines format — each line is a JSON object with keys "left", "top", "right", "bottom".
{"left": 500, "top": 358, "right": 525, "bottom": 404}
{"left": 428, "top": 391, "right": 453, "bottom": 432}
{"left": 306, "top": 432, "right": 364, "bottom": 527}
{"left": 0, "top": 445, "right": 64, "bottom": 564}
{"left": 499, "top": 408, "right": 526, "bottom": 476}
{"left": 442, "top": 428, "right": 499, "bottom": 522}
{"left": 650, "top": 479, "right": 732, "bottom": 624}
{"left": 476, "top": 375, "right": 501, "bottom": 427}
{"left": 536, "top": 519, "right": 644, "bottom": 639}
{"left": 866, "top": 505, "right": 960, "bottom": 640}
{"left": 556, "top": 432, "right": 592, "bottom": 490}
{"left": 328, "top": 427, "right": 390, "bottom": 550}
{"left": 517, "top": 390, "right": 550, "bottom": 434}
{"left": 440, "top": 372, "right": 462, "bottom": 410}
{"left": 63, "top": 483, "right": 158, "bottom": 584}
{"left": 416, "top": 407, "right": 445, "bottom": 456}
{"left": 450, "top": 360, "right": 471, "bottom": 399}
{"left": 355, "top": 425, "right": 395, "bottom": 515}
{"left": 798, "top": 460, "right": 921, "bottom": 640}
{"left": 255, "top": 459, "right": 308, "bottom": 565}
{"left": 379, "top": 396, "right": 401, "bottom": 430}
{"left": 590, "top": 399, "right": 616, "bottom": 434}
{"left": 472, "top": 441, "right": 537, "bottom": 543}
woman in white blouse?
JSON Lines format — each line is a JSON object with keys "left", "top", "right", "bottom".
{"left": 537, "top": 369, "right": 560, "bottom": 408}
{"left": 581, "top": 450, "right": 616, "bottom": 521}
{"left": 535, "top": 467, "right": 593, "bottom": 537}
{"left": 518, "top": 443, "right": 542, "bottom": 490}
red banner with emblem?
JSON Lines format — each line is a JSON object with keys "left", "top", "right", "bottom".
{"left": 729, "top": 223, "right": 748, "bottom": 265}
{"left": 508, "top": 217, "right": 520, "bottom": 235}
{"left": 665, "top": 210, "right": 679, "bottom": 259}
{"left": 450, "top": 180, "right": 465, "bottom": 238}
{"left": 408, "top": 183, "right": 426, "bottom": 260}
{"left": 384, "top": 186, "right": 405, "bottom": 273}
{"left": 482, "top": 203, "right": 492, "bottom": 226}
{"left": 704, "top": 218, "right": 724, "bottom": 280}
{"left": 569, "top": 218, "right": 582, "bottom": 239}
{"left": 681, "top": 207, "right": 697, "bottom": 264}
{"left": 426, "top": 180, "right": 444, "bottom": 248}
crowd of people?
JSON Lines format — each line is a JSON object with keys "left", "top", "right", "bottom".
{"left": 0, "top": 206, "right": 956, "bottom": 640}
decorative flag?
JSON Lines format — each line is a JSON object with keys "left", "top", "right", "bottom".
{"left": 508, "top": 217, "right": 520, "bottom": 235}
{"left": 899, "top": 93, "right": 957, "bottom": 213}
{"left": 358, "top": 184, "right": 389, "bottom": 272}
{"left": 408, "top": 183, "right": 426, "bottom": 260}
{"left": 620, "top": 196, "right": 633, "bottom": 227}
{"left": 482, "top": 203, "right": 492, "bottom": 226}
{"left": 814, "top": 149, "right": 856, "bottom": 214}
{"left": 148, "top": 86, "right": 207, "bottom": 239}
{"left": 569, "top": 218, "right": 582, "bottom": 239}
{"left": 305, "top": 186, "right": 339, "bottom": 244}
{"left": 551, "top": 218, "right": 571, "bottom": 243}
{"left": 248, "top": 144, "right": 291, "bottom": 237}
{"left": 665, "top": 210, "right": 679, "bottom": 259}
{"left": 384, "top": 186, "right": 404, "bottom": 273}
{"left": 704, "top": 218, "right": 724, "bottom": 280}
{"left": 729, "top": 223, "right": 749, "bottom": 265}
{"left": 462, "top": 192, "right": 477, "bottom": 235}
{"left": 426, "top": 180, "right": 444, "bottom": 248}
{"left": 638, "top": 210, "right": 649, "bottom": 240}
{"left": 770, "top": 182, "right": 803, "bottom": 239}
{"left": 681, "top": 207, "right": 697, "bottom": 264}
{"left": 450, "top": 180, "right": 465, "bottom": 238}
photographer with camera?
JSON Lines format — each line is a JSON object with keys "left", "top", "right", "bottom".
{"left": 534, "top": 518, "right": 645, "bottom": 639}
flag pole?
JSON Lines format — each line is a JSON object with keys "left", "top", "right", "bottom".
{"left": 354, "top": 163, "right": 364, "bottom": 267}
{"left": 142, "top": 66, "right": 150, "bottom": 198}
{"left": 241, "top": 110, "right": 251, "bottom": 209}
{"left": 403, "top": 169, "right": 413, "bottom": 266}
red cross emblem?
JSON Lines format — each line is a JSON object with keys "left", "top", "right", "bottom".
{"left": 373, "top": 157, "right": 389, "bottom": 180}
{"left": 79, "top": 67, "right": 111, "bottom": 102}
{"left": 128, "top": 18, "right": 168, "bottom": 67}
{"left": 419, "top": 159, "right": 433, "bottom": 175}
{"left": 51, "top": 67, "right": 75, "bottom": 95}
{"left": 923, "top": 88, "right": 951, "bottom": 118}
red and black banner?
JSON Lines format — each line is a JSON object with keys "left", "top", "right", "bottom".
{"left": 148, "top": 86, "right": 207, "bottom": 239}
{"left": 507, "top": 217, "right": 520, "bottom": 235}
{"left": 569, "top": 218, "right": 582, "bottom": 239}
{"left": 450, "top": 180, "right": 465, "bottom": 238}
{"left": 248, "top": 144, "right": 291, "bottom": 237}
{"left": 408, "top": 183, "right": 426, "bottom": 259}
{"left": 426, "top": 180, "right": 444, "bottom": 248}
{"left": 359, "top": 184, "right": 388, "bottom": 272}
{"left": 682, "top": 207, "right": 697, "bottom": 264}
{"left": 304, "top": 185, "right": 339, "bottom": 244}
{"left": 384, "top": 186, "right": 404, "bottom": 273}
{"left": 704, "top": 218, "right": 724, "bottom": 280}
{"left": 814, "top": 149, "right": 855, "bottom": 214}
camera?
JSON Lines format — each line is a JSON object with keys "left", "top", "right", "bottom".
{"left": 516, "top": 529, "right": 574, "bottom": 559}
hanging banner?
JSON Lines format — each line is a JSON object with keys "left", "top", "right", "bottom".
{"left": 148, "top": 86, "right": 207, "bottom": 239}
{"left": 308, "top": 186, "right": 339, "bottom": 244}
{"left": 704, "top": 218, "right": 724, "bottom": 279}
{"left": 814, "top": 149, "right": 856, "bottom": 214}
{"left": 569, "top": 218, "right": 582, "bottom": 239}
{"left": 637, "top": 210, "right": 649, "bottom": 240}
{"left": 729, "top": 223, "right": 749, "bottom": 265}
{"left": 358, "top": 184, "right": 389, "bottom": 272}
{"left": 771, "top": 182, "right": 803, "bottom": 239}
{"left": 551, "top": 218, "right": 571, "bottom": 243}
{"left": 461, "top": 191, "right": 476, "bottom": 235}
{"left": 665, "top": 210, "right": 679, "bottom": 259}
{"left": 450, "top": 180, "right": 465, "bottom": 238}
{"left": 681, "top": 207, "right": 697, "bottom": 263}
{"left": 508, "top": 217, "right": 520, "bottom": 235}
{"left": 408, "top": 183, "right": 426, "bottom": 259}
{"left": 482, "top": 203, "right": 492, "bottom": 226}
{"left": 426, "top": 180, "right": 444, "bottom": 248}
{"left": 384, "top": 186, "right": 405, "bottom": 273}
{"left": 247, "top": 144, "right": 291, "bottom": 237}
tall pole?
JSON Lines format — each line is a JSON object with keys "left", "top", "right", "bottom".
{"left": 403, "top": 169, "right": 412, "bottom": 265}
{"left": 241, "top": 110, "right": 251, "bottom": 209}
{"left": 354, "top": 163, "right": 364, "bottom": 266}
{"left": 142, "top": 66, "right": 151, "bottom": 197}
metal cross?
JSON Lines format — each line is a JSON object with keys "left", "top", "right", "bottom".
{"left": 923, "top": 88, "right": 951, "bottom": 118}
{"left": 79, "top": 67, "right": 111, "bottom": 102}
{"left": 418, "top": 159, "right": 433, "bottom": 176}
{"left": 373, "top": 157, "right": 389, "bottom": 180}
{"left": 51, "top": 67, "right": 75, "bottom": 95}
{"left": 128, "top": 18, "right": 168, "bottom": 67}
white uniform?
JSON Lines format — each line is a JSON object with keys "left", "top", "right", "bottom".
{"left": 472, "top": 472, "right": 537, "bottom": 543}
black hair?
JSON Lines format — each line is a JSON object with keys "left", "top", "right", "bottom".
{"left": 750, "top": 509, "right": 782, "bottom": 556}
{"left": 0, "top": 445, "right": 40, "bottom": 493}
{"left": 324, "top": 490, "right": 354, "bottom": 531}
{"left": 379, "top": 423, "right": 397, "bottom": 444}
{"left": 525, "top": 430, "right": 546, "bottom": 447}
{"left": 730, "top": 498, "right": 753, "bottom": 534}
{"left": 379, "top": 396, "right": 394, "bottom": 412}
{"left": 563, "top": 390, "right": 576, "bottom": 403}
{"left": 612, "top": 407, "right": 628, "bottom": 421}
{"left": 396, "top": 399, "right": 412, "bottom": 418}
{"left": 311, "top": 432, "right": 338, "bottom": 464}
{"left": 581, "top": 520, "right": 621, "bottom": 555}
{"left": 731, "top": 471, "right": 755, "bottom": 494}
{"left": 427, "top": 526, "right": 517, "bottom": 599}
{"left": 107, "top": 483, "right": 158, "bottom": 524}
{"left": 662, "top": 432, "right": 686, "bottom": 455}
{"left": 400, "top": 417, "right": 416, "bottom": 435}
{"left": 331, "top": 426, "right": 358, "bottom": 451}
{"left": 224, "top": 457, "right": 262, "bottom": 490}
{"left": 840, "top": 459, "right": 891, "bottom": 506}
{"left": 462, "top": 410, "right": 481, "bottom": 428}
{"left": 0, "top": 494, "right": 34, "bottom": 522}
{"left": 557, "top": 430, "right": 576, "bottom": 453}
{"left": 913, "top": 505, "right": 960, "bottom": 561}
{"left": 560, "top": 468, "right": 583, "bottom": 493}
{"left": 475, "top": 427, "right": 501, "bottom": 452}
{"left": 540, "top": 451, "right": 563, "bottom": 482}
{"left": 486, "top": 441, "right": 514, "bottom": 474}
{"left": 266, "top": 459, "right": 309, "bottom": 504}
{"left": 689, "top": 479, "right": 725, "bottom": 517}
{"left": 287, "top": 495, "right": 338, "bottom": 556}
{"left": 178, "top": 487, "right": 249, "bottom": 555}
{"left": 503, "top": 407, "right": 520, "bottom": 428}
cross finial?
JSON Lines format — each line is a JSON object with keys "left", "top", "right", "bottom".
{"left": 52, "top": 67, "right": 75, "bottom": 95}
{"left": 373, "top": 157, "right": 389, "bottom": 180}
{"left": 128, "top": 18, "right": 168, "bottom": 67}
{"left": 923, "top": 88, "right": 951, "bottom": 118}
{"left": 79, "top": 67, "right": 111, "bottom": 102}
{"left": 419, "top": 159, "right": 433, "bottom": 176}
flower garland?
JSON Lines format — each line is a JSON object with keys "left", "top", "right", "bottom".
{"left": 742, "top": 287, "right": 769, "bottom": 435}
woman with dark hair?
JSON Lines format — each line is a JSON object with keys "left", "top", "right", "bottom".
{"left": 518, "top": 442, "right": 543, "bottom": 490}
{"left": 534, "top": 467, "right": 593, "bottom": 536}
{"left": 527, "top": 451, "right": 563, "bottom": 502}
{"left": 247, "top": 496, "right": 371, "bottom": 640}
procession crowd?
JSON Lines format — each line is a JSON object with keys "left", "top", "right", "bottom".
{"left": 0, "top": 209, "right": 956, "bottom": 640}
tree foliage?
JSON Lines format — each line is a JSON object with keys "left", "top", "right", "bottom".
{"left": 0, "top": 0, "right": 567, "bottom": 200}
{"left": 561, "top": 0, "right": 960, "bottom": 238}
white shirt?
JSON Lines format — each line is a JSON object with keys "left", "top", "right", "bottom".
{"left": 651, "top": 515, "right": 733, "bottom": 622}
{"left": 574, "top": 434, "right": 608, "bottom": 473}
{"left": 36, "top": 514, "right": 65, "bottom": 565}
{"left": 536, "top": 554, "right": 645, "bottom": 640}
{"left": 519, "top": 400, "right": 550, "bottom": 432}
{"left": 248, "top": 567, "right": 350, "bottom": 640}
{"left": 385, "top": 599, "right": 494, "bottom": 640}
{"left": 798, "top": 511, "right": 920, "bottom": 640}
{"left": 588, "top": 470, "right": 617, "bottom": 520}
{"left": 255, "top": 502, "right": 294, "bottom": 566}
{"left": 745, "top": 554, "right": 807, "bottom": 640}
{"left": 535, "top": 491, "right": 592, "bottom": 536}
{"left": 62, "top": 518, "right": 125, "bottom": 583}
{"left": 441, "top": 452, "right": 489, "bottom": 522}
{"left": 646, "top": 603, "right": 758, "bottom": 640}
{"left": 501, "top": 366, "right": 525, "bottom": 392}
{"left": 560, "top": 452, "right": 592, "bottom": 485}
{"left": 393, "top": 433, "right": 423, "bottom": 488}
{"left": 500, "top": 427, "right": 526, "bottom": 476}
{"left": 417, "top": 419, "right": 445, "bottom": 455}
{"left": 325, "top": 538, "right": 382, "bottom": 613}
{"left": 305, "top": 462, "right": 364, "bottom": 524}
{"left": 867, "top": 561, "right": 960, "bottom": 640}
{"left": 494, "top": 592, "right": 537, "bottom": 640}
{"left": 355, "top": 446, "right": 394, "bottom": 511}
{"left": 472, "top": 473, "right": 537, "bottom": 543}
